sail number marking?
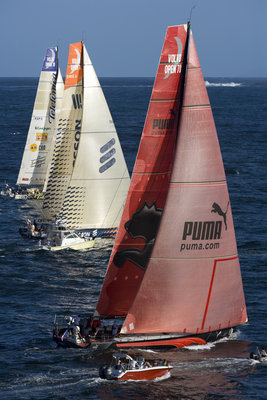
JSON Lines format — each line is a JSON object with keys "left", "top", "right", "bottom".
{"left": 73, "top": 119, "right": 81, "bottom": 167}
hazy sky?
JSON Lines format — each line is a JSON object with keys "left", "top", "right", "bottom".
{"left": 1, "top": 0, "right": 266, "bottom": 78}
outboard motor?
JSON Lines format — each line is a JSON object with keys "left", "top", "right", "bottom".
{"left": 99, "top": 365, "right": 108, "bottom": 379}
{"left": 104, "top": 366, "right": 114, "bottom": 380}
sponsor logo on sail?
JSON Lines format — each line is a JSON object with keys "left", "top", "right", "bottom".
{"left": 31, "top": 156, "right": 46, "bottom": 168}
{"left": 30, "top": 143, "right": 37, "bottom": 152}
{"left": 113, "top": 201, "right": 163, "bottom": 271}
{"left": 73, "top": 119, "right": 81, "bottom": 167}
{"left": 152, "top": 110, "right": 176, "bottom": 136}
{"left": 39, "top": 144, "right": 46, "bottom": 151}
{"left": 48, "top": 73, "right": 57, "bottom": 123}
{"left": 36, "top": 133, "right": 48, "bottom": 141}
{"left": 180, "top": 202, "right": 229, "bottom": 252}
{"left": 35, "top": 126, "right": 51, "bottom": 132}
{"left": 70, "top": 48, "right": 81, "bottom": 74}
{"left": 43, "top": 48, "right": 56, "bottom": 71}
{"left": 72, "top": 94, "right": 82, "bottom": 109}
{"left": 99, "top": 138, "right": 116, "bottom": 173}
{"left": 164, "top": 37, "right": 183, "bottom": 79}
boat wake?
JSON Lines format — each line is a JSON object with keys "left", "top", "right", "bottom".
{"left": 174, "top": 357, "right": 254, "bottom": 374}
{"left": 184, "top": 330, "right": 240, "bottom": 352}
{"left": 153, "top": 370, "right": 172, "bottom": 382}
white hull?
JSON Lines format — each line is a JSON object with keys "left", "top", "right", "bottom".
{"left": 42, "top": 241, "right": 94, "bottom": 251}
{"left": 41, "top": 225, "right": 96, "bottom": 251}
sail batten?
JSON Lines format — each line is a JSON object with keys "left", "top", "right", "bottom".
{"left": 169, "top": 181, "right": 226, "bottom": 185}
{"left": 149, "top": 253, "right": 238, "bottom": 261}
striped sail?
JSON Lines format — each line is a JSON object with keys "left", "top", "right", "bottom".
{"left": 17, "top": 47, "right": 64, "bottom": 187}
{"left": 43, "top": 42, "right": 83, "bottom": 218}
{"left": 121, "top": 31, "right": 247, "bottom": 336}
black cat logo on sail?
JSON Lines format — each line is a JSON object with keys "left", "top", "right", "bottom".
{"left": 99, "top": 138, "right": 116, "bottom": 173}
{"left": 211, "top": 201, "right": 229, "bottom": 230}
{"left": 113, "top": 201, "right": 162, "bottom": 270}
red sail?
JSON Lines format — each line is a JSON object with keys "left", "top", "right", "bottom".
{"left": 96, "top": 25, "right": 189, "bottom": 317}
{"left": 121, "top": 33, "right": 247, "bottom": 335}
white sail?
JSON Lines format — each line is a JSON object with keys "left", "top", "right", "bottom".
{"left": 17, "top": 47, "right": 64, "bottom": 187}
{"left": 59, "top": 45, "right": 130, "bottom": 229}
{"left": 43, "top": 42, "right": 130, "bottom": 230}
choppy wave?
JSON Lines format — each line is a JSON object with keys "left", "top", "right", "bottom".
{"left": 205, "top": 80, "right": 242, "bottom": 87}
{"left": 0, "top": 77, "right": 266, "bottom": 400}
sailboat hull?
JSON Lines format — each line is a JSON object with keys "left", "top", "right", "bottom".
{"left": 53, "top": 326, "right": 235, "bottom": 350}
{"left": 114, "top": 327, "right": 234, "bottom": 350}
{"left": 77, "top": 228, "right": 118, "bottom": 239}
{"left": 100, "top": 365, "right": 172, "bottom": 381}
{"left": 43, "top": 240, "right": 95, "bottom": 251}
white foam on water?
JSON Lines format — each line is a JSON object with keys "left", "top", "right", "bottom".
{"left": 140, "top": 349, "right": 159, "bottom": 354}
{"left": 174, "top": 357, "right": 254, "bottom": 375}
{"left": 205, "top": 80, "right": 242, "bottom": 87}
{"left": 153, "top": 370, "right": 171, "bottom": 382}
{"left": 185, "top": 342, "right": 216, "bottom": 351}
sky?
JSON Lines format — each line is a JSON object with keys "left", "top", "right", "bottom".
{"left": 1, "top": 0, "right": 266, "bottom": 78}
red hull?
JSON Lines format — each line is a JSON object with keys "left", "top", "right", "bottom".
{"left": 116, "top": 336, "right": 206, "bottom": 349}
{"left": 117, "top": 366, "right": 172, "bottom": 381}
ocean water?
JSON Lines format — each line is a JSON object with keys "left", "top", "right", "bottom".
{"left": 0, "top": 77, "right": 266, "bottom": 399}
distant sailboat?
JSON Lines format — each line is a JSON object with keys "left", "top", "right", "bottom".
{"left": 42, "top": 41, "right": 130, "bottom": 243}
{"left": 53, "top": 23, "right": 247, "bottom": 347}
{"left": 16, "top": 47, "right": 64, "bottom": 195}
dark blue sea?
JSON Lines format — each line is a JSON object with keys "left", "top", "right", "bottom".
{"left": 0, "top": 77, "right": 266, "bottom": 399}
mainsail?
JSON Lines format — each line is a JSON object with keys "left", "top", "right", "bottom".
{"left": 96, "top": 24, "right": 189, "bottom": 317}
{"left": 121, "top": 32, "right": 247, "bottom": 336}
{"left": 97, "top": 24, "right": 247, "bottom": 338}
{"left": 17, "top": 47, "right": 64, "bottom": 187}
{"left": 43, "top": 42, "right": 130, "bottom": 231}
